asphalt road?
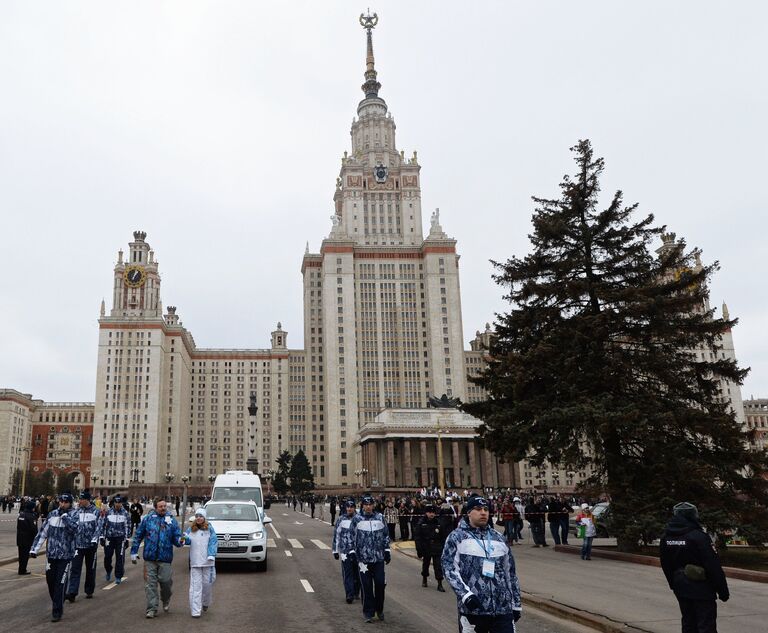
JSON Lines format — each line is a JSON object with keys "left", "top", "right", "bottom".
{"left": 0, "top": 507, "right": 595, "bottom": 632}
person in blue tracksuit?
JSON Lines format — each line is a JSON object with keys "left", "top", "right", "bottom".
{"left": 131, "top": 498, "right": 184, "bottom": 618}
{"left": 66, "top": 490, "right": 103, "bottom": 602}
{"left": 332, "top": 499, "right": 360, "bottom": 603}
{"left": 101, "top": 495, "right": 131, "bottom": 584}
{"left": 348, "top": 494, "right": 391, "bottom": 623}
{"left": 442, "top": 496, "right": 522, "bottom": 633}
{"left": 30, "top": 493, "right": 79, "bottom": 622}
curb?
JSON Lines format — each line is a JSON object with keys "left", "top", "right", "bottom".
{"left": 0, "top": 547, "right": 45, "bottom": 567}
{"left": 391, "top": 542, "right": 643, "bottom": 633}
{"left": 554, "top": 545, "right": 768, "bottom": 584}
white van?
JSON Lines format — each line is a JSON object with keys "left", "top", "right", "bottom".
{"left": 210, "top": 471, "right": 271, "bottom": 520}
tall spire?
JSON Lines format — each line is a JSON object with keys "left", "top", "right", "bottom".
{"left": 359, "top": 11, "right": 381, "bottom": 98}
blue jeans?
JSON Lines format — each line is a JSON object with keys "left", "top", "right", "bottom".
{"left": 581, "top": 536, "right": 594, "bottom": 559}
{"left": 549, "top": 522, "right": 562, "bottom": 545}
{"left": 504, "top": 520, "right": 516, "bottom": 541}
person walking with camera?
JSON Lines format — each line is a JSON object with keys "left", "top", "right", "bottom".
{"left": 442, "top": 496, "right": 522, "bottom": 632}
{"left": 660, "top": 502, "right": 729, "bottom": 633}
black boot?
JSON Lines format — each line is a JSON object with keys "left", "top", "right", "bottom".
{"left": 437, "top": 580, "right": 445, "bottom": 592}
{"left": 422, "top": 577, "right": 427, "bottom": 587}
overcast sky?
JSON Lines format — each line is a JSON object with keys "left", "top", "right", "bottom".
{"left": 1, "top": 1, "right": 766, "bottom": 403}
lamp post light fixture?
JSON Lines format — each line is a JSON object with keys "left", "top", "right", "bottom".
{"left": 91, "top": 473, "right": 100, "bottom": 499}
{"left": 433, "top": 419, "right": 450, "bottom": 496}
{"left": 180, "top": 475, "right": 190, "bottom": 523}
{"left": 354, "top": 468, "right": 369, "bottom": 488}
{"left": 164, "top": 472, "right": 175, "bottom": 501}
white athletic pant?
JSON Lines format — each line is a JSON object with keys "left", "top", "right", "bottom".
{"left": 188, "top": 566, "right": 215, "bottom": 616}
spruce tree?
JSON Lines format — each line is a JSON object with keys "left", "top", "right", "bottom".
{"left": 288, "top": 449, "right": 315, "bottom": 496}
{"left": 273, "top": 450, "right": 292, "bottom": 496}
{"left": 465, "top": 140, "right": 768, "bottom": 550}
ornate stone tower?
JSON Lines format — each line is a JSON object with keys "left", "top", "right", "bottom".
{"left": 302, "top": 14, "right": 468, "bottom": 485}
{"left": 110, "top": 231, "right": 162, "bottom": 318}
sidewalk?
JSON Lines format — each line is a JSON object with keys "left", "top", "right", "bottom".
{"left": 394, "top": 527, "right": 768, "bottom": 633}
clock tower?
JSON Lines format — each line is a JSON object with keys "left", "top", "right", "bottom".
{"left": 111, "top": 230, "right": 162, "bottom": 318}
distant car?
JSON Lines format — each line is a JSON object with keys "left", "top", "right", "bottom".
{"left": 569, "top": 502, "right": 610, "bottom": 538}
{"left": 204, "top": 501, "right": 271, "bottom": 571}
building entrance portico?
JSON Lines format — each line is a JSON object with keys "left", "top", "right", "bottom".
{"left": 356, "top": 408, "right": 514, "bottom": 491}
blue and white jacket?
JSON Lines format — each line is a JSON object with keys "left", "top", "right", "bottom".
{"left": 73, "top": 502, "right": 104, "bottom": 549}
{"left": 31, "top": 508, "right": 78, "bottom": 560}
{"left": 349, "top": 511, "right": 390, "bottom": 564}
{"left": 332, "top": 513, "right": 357, "bottom": 558}
{"left": 183, "top": 525, "right": 218, "bottom": 567}
{"left": 441, "top": 517, "right": 522, "bottom": 616}
{"left": 131, "top": 512, "right": 183, "bottom": 563}
{"left": 102, "top": 506, "right": 130, "bottom": 540}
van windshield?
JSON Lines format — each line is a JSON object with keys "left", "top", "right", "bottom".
{"left": 212, "top": 487, "right": 262, "bottom": 506}
{"left": 205, "top": 504, "right": 259, "bottom": 522}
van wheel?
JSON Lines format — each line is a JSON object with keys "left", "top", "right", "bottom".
{"left": 254, "top": 557, "right": 267, "bottom": 572}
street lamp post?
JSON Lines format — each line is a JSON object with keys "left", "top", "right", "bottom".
{"left": 433, "top": 419, "right": 449, "bottom": 496}
{"left": 164, "top": 472, "right": 175, "bottom": 502}
{"left": 181, "top": 475, "right": 189, "bottom": 524}
{"left": 247, "top": 394, "right": 259, "bottom": 474}
{"left": 91, "top": 473, "right": 100, "bottom": 499}
{"left": 18, "top": 447, "right": 31, "bottom": 498}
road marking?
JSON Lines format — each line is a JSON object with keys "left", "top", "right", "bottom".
{"left": 269, "top": 523, "right": 281, "bottom": 539}
{"left": 300, "top": 579, "right": 314, "bottom": 593}
{"left": 294, "top": 521, "right": 304, "bottom": 525}
{"left": 282, "top": 513, "right": 288, "bottom": 516}
{"left": 288, "top": 538, "right": 304, "bottom": 549}
{"left": 267, "top": 539, "right": 276, "bottom": 548}
{"left": 102, "top": 577, "right": 127, "bottom": 591}
{"left": 285, "top": 550, "right": 292, "bottom": 557}
{"left": 311, "top": 539, "right": 330, "bottom": 550}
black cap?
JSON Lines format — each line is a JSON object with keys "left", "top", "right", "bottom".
{"left": 344, "top": 499, "right": 356, "bottom": 509}
{"left": 79, "top": 490, "right": 92, "bottom": 500}
{"left": 361, "top": 495, "right": 374, "bottom": 505}
{"left": 424, "top": 505, "right": 437, "bottom": 513}
{"left": 59, "top": 493, "right": 74, "bottom": 504}
{"left": 113, "top": 495, "right": 124, "bottom": 504}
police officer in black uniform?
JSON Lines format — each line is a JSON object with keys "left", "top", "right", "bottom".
{"left": 660, "top": 502, "right": 729, "bottom": 633}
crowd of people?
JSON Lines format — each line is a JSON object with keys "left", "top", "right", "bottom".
{"left": 13, "top": 487, "right": 731, "bottom": 632}
{"left": 15, "top": 490, "right": 214, "bottom": 622}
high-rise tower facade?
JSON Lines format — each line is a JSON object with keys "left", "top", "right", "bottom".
{"left": 302, "top": 14, "right": 468, "bottom": 485}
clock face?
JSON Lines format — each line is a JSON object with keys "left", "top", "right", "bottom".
{"left": 124, "top": 266, "right": 146, "bottom": 288}
{"left": 374, "top": 164, "right": 388, "bottom": 183}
